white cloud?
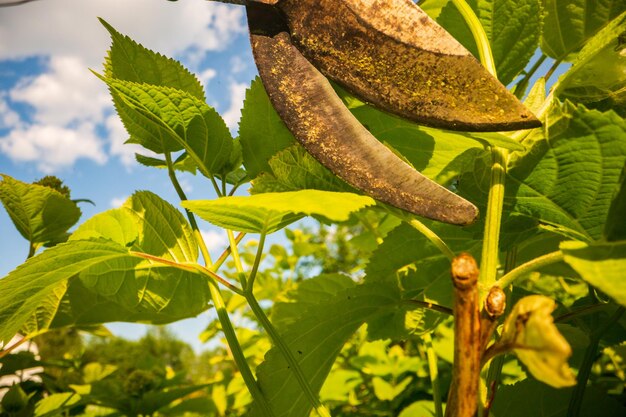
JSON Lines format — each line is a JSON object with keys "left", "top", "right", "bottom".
{"left": 198, "top": 68, "right": 217, "bottom": 87}
{"left": 0, "top": 95, "right": 20, "bottom": 129}
{"left": 110, "top": 196, "right": 128, "bottom": 208}
{"left": 200, "top": 229, "right": 228, "bottom": 252}
{"left": 0, "top": 122, "right": 107, "bottom": 173}
{"left": 0, "top": 0, "right": 248, "bottom": 173}
{"left": 10, "top": 56, "right": 110, "bottom": 125}
{"left": 230, "top": 55, "right": 248, "bottom": 74}
{"left": 222, "top": 81, "right": 248, "bottom": 129}
{"left": 0, "top": 0, "right": 246, "bottom": 67}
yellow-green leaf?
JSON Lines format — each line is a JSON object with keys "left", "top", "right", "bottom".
{"left": 500, "top": 295, "right": 576, "bottom": 388}
{"left": 182, "top": 190, "right": 375, "bottom": 234}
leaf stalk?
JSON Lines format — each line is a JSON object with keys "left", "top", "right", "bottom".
{"left": 495, "top": 250, "right": 564, "bottom": 289}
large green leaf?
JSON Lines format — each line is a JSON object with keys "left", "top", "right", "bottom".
{"left": 105, "top": 79, "right": 233, "bottom": 173}
{"left": 0, "top": 175, "right": 81, "bottom": 250}
{"left": 251, "top": 145, "right": 353, "bottom": 194}
{"left": 239, "top": 77, "right": 295, "bottom": 179}
{"left": 182, "top": 190, "right": 375, "bottom": 234}
{"left": 100, "top": 18, "right": 204, "bottom": 100}
{"left": 71, "top": 191, "right": 198, "bottom": 262}
{"left": 363, "top": 222, "right": 480, "bottom": 339}
{"left": 561, "top": 240, "right": 626, "bottom": 307}
{"left": 0, "top": 239, "right": 133, "bottom": 345}
{"left": 0, "top": 192, "right": 212, "bottom": 343}
{"left": 554, "top": 11, "right": 626, "bottom": 117}
{"left": 541, "top": 0, "right": 626, "bottom": 61}
{"left": 482, "top": 103, "right": 626, "bottom": 242}
{"left": 250, "top": 278, "right": 400, "bottom": 417}
{"left": 437, "top": 0, "right": 542, "bottom": 85}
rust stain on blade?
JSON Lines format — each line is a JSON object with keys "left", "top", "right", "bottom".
{"left": 276, "top": 0, "right": 541, "bottom": 132}
{"left": 247, "top": 3, "right": 479, "bottom": 225}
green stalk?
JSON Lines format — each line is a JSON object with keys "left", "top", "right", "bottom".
{"left": 479, "top": 148, "right": 507, "bottom": 288}
{"left": 164, "top": 153, "right": 273, "bottom": 416}
{"left": 246, "top": 294, "right": 333, "bottom": 417}
{"left": 227, "top": 228, "right": 247, "bottom": 288}
{"left": 424, "top": 333, "right": 444, "bottom": 417}
{"left": 239, "top": 233, "right": 332, "bottom": 417}
{"left": 210, "top": 282, "right": 275, "bottom": 417}
{"left": 451, "top": 0, "right": 504, "bottom": 291}
{"left": 451, "top": 0, "right": 496, "bottom": 77}
{"left": 164, "top": 152, "right": 213, "bottom": 267}
{"left": 246, "top": 232, "right": 266, "bottom": 291}
{"left": 407, "top": 218, "right": 455, "bottom": 260}
{"left": 495, "top": 251, "right": 564, "bottom": 289}
{"left": 514, "top": 54, "right": 548, "bottom": 99}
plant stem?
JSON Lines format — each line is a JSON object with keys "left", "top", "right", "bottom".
{"left": 246, "top": 232, "right": 266, "bottom": 291}
{"left": 566, "top": 307, "right": 625, "bottom": 417}
{"left": 407, "top": 218, "right": 455, "bottom": 260}
{"left": 495, "top": 250, "right": 564, "bottom": 289}
{"left": 424, "top": 333, "right": 444, "bottom": 417}
{"left": 227, "top": 228, "right": 247, "bottom": 288}
{"left": 164, "top": 152, "right": 213, "bottom": 267}
{"left": 403, "top": 299, "right": 453, "bottom": 316}
{"left": 163, "top": 153, "right": 272, "bottom": 415}
{"left": 479, "top": 148, "right": 507, "bottom": 288}
{"left": 214, "top": 232, "right": 245, "bottom": 271}
{"left": 451, "top": 0, "right": 496, "bottom": 76}
{"left": 246, "top": 294, "right": 333, "bottom": 417}
{"left": 225, "top": 228, "right": 332, "bottom": 417}
{"left": 0, "top": 335, "right": 30, "bottom": 359}
{"left": 210, "top": 282, "right": 275, "bottom": 417}
{"left": 514, "top": 54, "right": 548, "bottom": 99}
{"left": 545, "top": 59, "right": 562, "bottom": 83}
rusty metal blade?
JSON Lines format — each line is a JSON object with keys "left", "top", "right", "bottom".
{"left": 273, "top": 0, "right": 541, "bottom": 132}
{"left": 247, "top": 3, "right": 479, "bottom": 225}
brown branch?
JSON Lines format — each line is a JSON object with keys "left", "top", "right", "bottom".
{"left": 445, "top": 253, "right": 481, "bottom": 417}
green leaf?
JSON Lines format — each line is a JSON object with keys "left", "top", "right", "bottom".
{"left": 100, "top": 18, "right": 204, "bottom": 100}
{"left": 105, "top": 78, "right": 233, "bottom": 174}
{"left": 319, "top": 369, "right": 362, "bottom": 403}
{"left": 561, "top": 240, "right": 626, "bottom": 307}
{"left": 0, "top": 192, "right": 212, "bottom": 342}
{"left": 250, "top": 278, "right": 400, "bottom": 417}
{"left": 0, "top": 175, "right": 81, "bottom": 250}
{"left": 497, "top": 103, "right": 626, "bottom": 241}
{"left": 34, "top": 392, "right": 81, "bottom": 417}
{"left": 541, "top": 0, "right": 626, "bottom": 61}
{"left": 438, "top": 0, "right": 542, "bottom": 85}
{"left": 0, "top": 239, "right": 132, "bottom": 346}
{"left": 251, "top": 145, "right": 353, "bottom": 194}
{"left": 350, "top": 105, "right": 492, "bottom": 185}
{"left": 364, "top": 223, "right": 479, "bottom": 339}
{"left": 372, "top": 376, "right": 412, "bottom": 401}
{"left": 135, "top": 153, "right": 197, "bottom": 174}
{"left": 72, "top": 191, "right": 198, "bottom": 262}
{"left": 398, "top": 401, "right": 437, "bottom": 417}
{"left": 499, "top": 295, "right": 576, "bottom": 388}
{"left": 182, "top": 190, "right": 375, "bottom": 234}
{"left": 239, "top": 77, "right": 296, "bottom": 179}
{"left": 492, "top": 379, "right": 626, "bottom": 417}
{"left": 554, "top": 11, "right": 626, "bottom": 117}
{"left": 271, "top": 273, "right": 355, "bottom": 331}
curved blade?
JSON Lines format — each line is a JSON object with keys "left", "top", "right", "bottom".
{"left": 274, "top": 0, "right": 541, "bottom": 132}
{"left": 247, "top": 3, "right": 479, "bottom": 225}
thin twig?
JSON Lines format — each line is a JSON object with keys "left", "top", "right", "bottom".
{"left": 403, "top": 299, "right": 453, "bottom": 316}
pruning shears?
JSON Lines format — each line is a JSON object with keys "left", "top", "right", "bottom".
{"left": 242, "top": 0, "right": 540, "bottom": 225}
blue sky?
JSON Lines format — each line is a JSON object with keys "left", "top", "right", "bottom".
{"left": 0, "top": 0, "right": 260, "bottom": 351}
